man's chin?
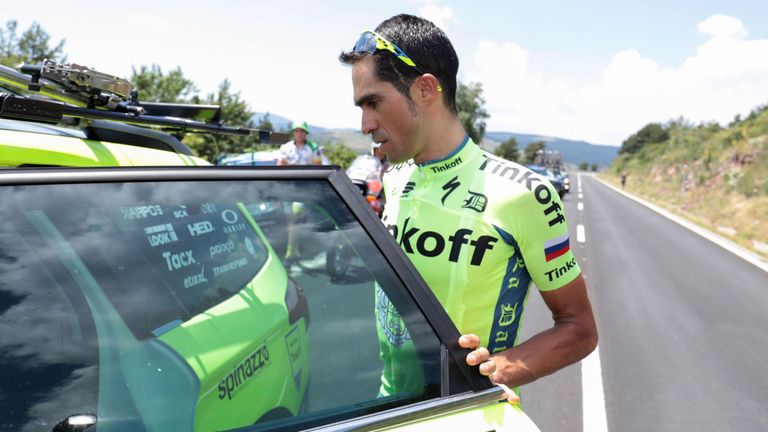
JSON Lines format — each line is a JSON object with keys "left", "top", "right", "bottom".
{"left": 385, "top": 153, "right": 408, "bottom": 164}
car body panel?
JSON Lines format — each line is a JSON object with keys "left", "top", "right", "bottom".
{"left": 0, "top": 123, "right": 209, "bottom": 167}
{"left": 157, "top": 206, "right": 309, "bottom": 431}
{"left": 379, "top": 401, "right": 538, "bottom": 431}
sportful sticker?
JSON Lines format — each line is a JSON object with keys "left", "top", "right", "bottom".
{"left": 284, "top": 326, "right": 303, "bottom": 390}
{"left": 544, "top": 234, "right": 570, "bottom": 262}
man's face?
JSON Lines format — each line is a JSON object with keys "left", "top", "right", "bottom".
{"left": 293, "top": 128, "right": 307, "bottom": 144}
{"left": 352, "top": 56, "right": 422, "bottom": 164}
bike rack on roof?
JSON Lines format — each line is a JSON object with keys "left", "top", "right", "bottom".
{"left": 0, "top": 60, "right": 290, "bottom": 145}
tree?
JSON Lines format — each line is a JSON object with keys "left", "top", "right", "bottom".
{"left": 456, "top": 81, "right": 489, "bottom": 144}
{"left": 131, "top": 65, "right": 197, "bottom": 103}
{"left": 323, "top": 142, "right": 358, "bottom": 169}
{"left": 619, "top": 122, "right": 669, "bottom": 155}
{"left": 0, "top": 20, "right": 66, "bottom": 67}
{"left": 188, "top": 79, "right": 258, "bottom": 160}
{"left": 494, "top": 136, "right": 520, "bottom": 161}
{"left": 579, "top": 162, "right": 589, "bottom": 171}
{"left": 523, "top": 141, "right": 546, "bottom": 164}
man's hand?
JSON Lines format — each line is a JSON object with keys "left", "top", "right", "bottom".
{"left": 459, "top": 334, "right": 494, "bottom": 375}
{"left": 459, "top": 334, "right": 519, "bottom": 403}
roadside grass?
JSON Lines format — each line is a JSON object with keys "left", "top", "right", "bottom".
{"left": 605, "top": 108, "right": 768, "bottom": 260}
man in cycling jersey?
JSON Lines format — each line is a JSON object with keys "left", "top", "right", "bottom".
{"left": 339, "top": 14, "right": 597, "bottom": 398}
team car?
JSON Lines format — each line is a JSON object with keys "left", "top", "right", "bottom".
{"left": 0, "top": 61, "right": 309, "bottom": 431}
{"left": 0, "top": 61, "right": 540, "bottom": 431}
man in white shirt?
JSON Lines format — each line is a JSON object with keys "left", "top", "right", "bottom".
{"left": 278, "top": 121, "right": 323, "bottom": 165}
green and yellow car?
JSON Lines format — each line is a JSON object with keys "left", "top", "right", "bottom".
{"left": 1, "top": 63, "right": 310, "bottom": 430}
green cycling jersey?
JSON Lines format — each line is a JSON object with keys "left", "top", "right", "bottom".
{"left": 376, "top": 136, "right": 580, "bottom": 396}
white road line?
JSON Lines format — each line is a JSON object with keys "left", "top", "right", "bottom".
{"left": 577, "top": 224, "right": 586, "bottom": 243}
{"left": 578, "top": 193, "right": 584, "bottom": 199}
{"left": 578, "top": 173, "right": 583, "bottom": 191}
{"left": 578, "top": 202, "right": 584, "bottom": 211}
{"left": 582, "top": 345, "right": 609, "bottom": 432}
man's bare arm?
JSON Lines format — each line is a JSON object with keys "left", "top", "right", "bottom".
{"left": 462, "top": 274, "right": 598, "bottom": 387}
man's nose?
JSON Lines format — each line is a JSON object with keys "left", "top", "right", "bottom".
{"left": 361, "top": 113, "right": 377, "bottom": 135}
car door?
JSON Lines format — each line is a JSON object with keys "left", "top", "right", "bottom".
{"left": 0, "top": 166, "right": 539, "bottom": 432}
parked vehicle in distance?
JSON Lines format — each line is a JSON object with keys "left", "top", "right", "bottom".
{"left": 552, "top": 167, "right": 571, "bottom": 194}
{"left": 525, "top": 164, "right": 568, "bottom": 198}
{"left": 217, "top": 150, "right": 282, "bottom": 166}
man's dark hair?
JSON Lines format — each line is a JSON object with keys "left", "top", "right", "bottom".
{"left": 339, "top": 14, "right": 459, "bottom": 114}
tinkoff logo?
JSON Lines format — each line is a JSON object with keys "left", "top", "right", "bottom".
{"left": 480, "top": 157, "right": 565, "bottom": 227}
{"left": 386, "top": 217, "right": 498, "bottom": 266}
{"left": 429, "top": 156, "right": 463, "bottom": 173}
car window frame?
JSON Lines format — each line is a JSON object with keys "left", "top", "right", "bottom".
{"left": 0, "top": 165, "right": 496, "bottom": 425}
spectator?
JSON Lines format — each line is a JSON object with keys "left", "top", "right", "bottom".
{"left": 278, "top": 121, "right": 322, "bottom": 165}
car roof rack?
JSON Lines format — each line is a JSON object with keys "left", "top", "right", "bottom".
{"left": 0, "top": 60, "right": 290, "bottom": 146}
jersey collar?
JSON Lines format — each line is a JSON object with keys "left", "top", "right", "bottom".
{"left": 416, "top": 135, "right": 480, "bottom": 179}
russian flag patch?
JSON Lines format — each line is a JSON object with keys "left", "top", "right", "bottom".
{"left": 544, "top": 234, "right": 570, "bottom": 262}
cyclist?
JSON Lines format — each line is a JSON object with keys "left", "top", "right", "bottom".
{"left": 339, "top": 14, "right": 597, "bottom": 398}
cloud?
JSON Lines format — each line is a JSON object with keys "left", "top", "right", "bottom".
{"left": 697, "top": 14, "right": 748, "bottom": 39}
{"left": 410, "top": 0, "right": 459, "bottom": 30}
{"left": 467, "top": 15, "right": 768, "bottom": 145}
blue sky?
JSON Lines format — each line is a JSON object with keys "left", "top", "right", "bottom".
{"left": 4, "top": 0, "right": 767, "bottom": 145}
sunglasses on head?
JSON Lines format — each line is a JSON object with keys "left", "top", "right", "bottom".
{"left": 352, "top": 30, "right": 442, "bottom": 92}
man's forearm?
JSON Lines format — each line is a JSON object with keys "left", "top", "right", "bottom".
{"left": 490, "top": 320, "right": 598, "bottom": 387}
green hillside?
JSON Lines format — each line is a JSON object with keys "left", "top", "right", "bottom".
{"left": 602, "top": 106, "right": 768, "bottom": 258}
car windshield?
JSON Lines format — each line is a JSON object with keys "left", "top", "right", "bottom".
{"left": 0, "top": 172, "right": 449, "bottom": 432}
{"left": 527, "top": 165, "right": 553, "bottom": 177}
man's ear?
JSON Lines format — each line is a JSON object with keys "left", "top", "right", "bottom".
{"left": 415, "top": 74, "right": 442, "bottom": 103}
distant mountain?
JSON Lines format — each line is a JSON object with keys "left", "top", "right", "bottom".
{"left": 483, "top": 132, "right": 618, "bottom": 168}
{"left": 249, "top": 112, "right": 619, "bottom": 166}
{"left": 250, "top": 112, "right": 328, "bottom": 135}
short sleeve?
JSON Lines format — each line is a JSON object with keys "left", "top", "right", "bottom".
{"left": 506, "top": 181, "right": 581, "bottom": 292}
{"left": 279, "top": 142, "right": 292, "bottom": 159}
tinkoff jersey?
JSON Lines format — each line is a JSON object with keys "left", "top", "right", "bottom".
{"left": 376, "top": 136, "right": 580, "bottom": 395}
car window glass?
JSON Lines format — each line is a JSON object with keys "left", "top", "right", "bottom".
{"left": 0, "top": 178, "right": 442, "bottom": 432}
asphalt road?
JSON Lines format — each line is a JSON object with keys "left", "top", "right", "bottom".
{"left": 520, "top": 174, "right": 768, "bottom": 432}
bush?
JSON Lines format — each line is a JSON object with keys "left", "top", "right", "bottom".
{"left": 324, "top": 142, "right": 358, "bottom": 169}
